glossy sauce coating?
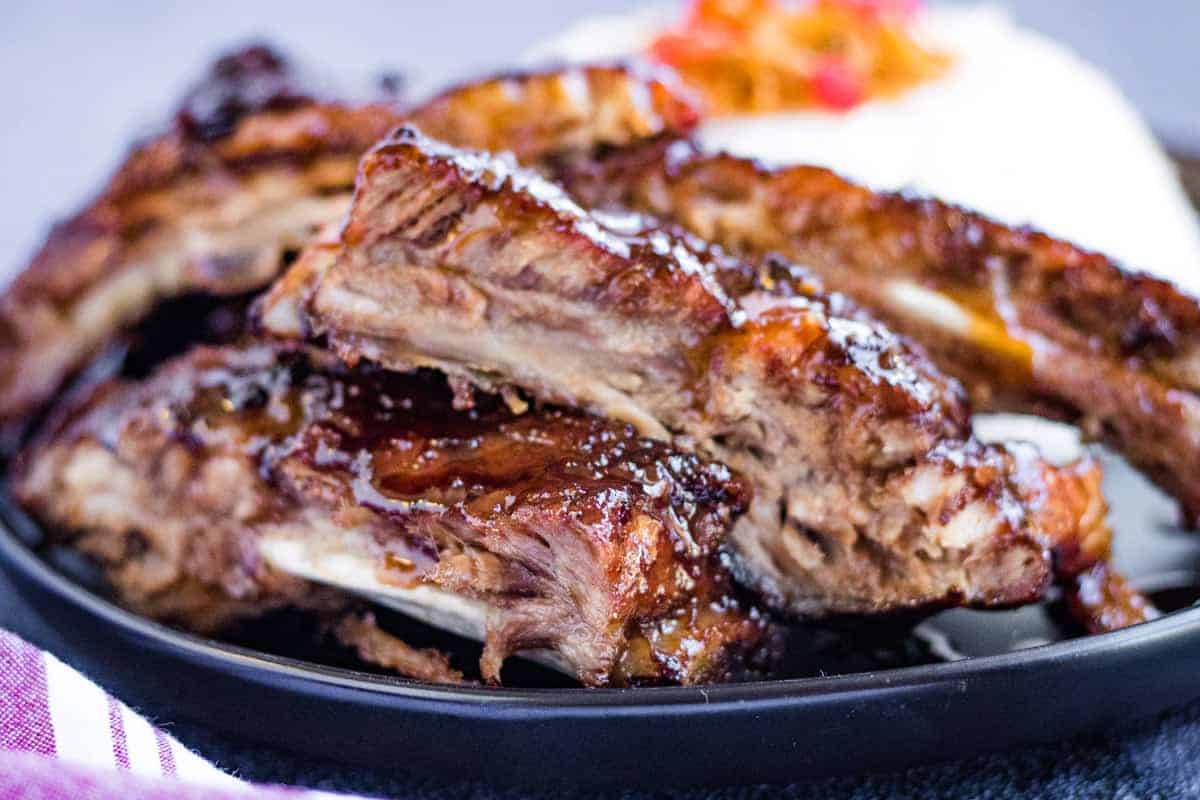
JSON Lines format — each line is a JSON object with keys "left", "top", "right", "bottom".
{"left": 180, "top": 350, "right": 746, "bottom": 533}
{"left": 0, "top": 60, "right": 703, "bottom": 429}
{"left": 559, "top": 134, "right": 1200, "bottom": 526}
{"left": 123, "top": 345, "right": 768, "bottom": 684}
{"left": 289, "top": 125, "right": 1141, "bottom": 624}
{"left": 349, "top": 126, "right": 967, "bottom": 432}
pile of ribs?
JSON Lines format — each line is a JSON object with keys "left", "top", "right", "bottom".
{"left": 4, "top": 43, "right": 1179, "bottom": 687}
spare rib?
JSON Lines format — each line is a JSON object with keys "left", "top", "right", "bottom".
{"left": 0, "top": 49, "right": 698, "bottom": 427}
{"left": 557, "top": 135, "right": 1200, "bottom": 527}
{"left": 262, "top": 127, "right": 1136, "bottom": 624}
{"left": 14, "top": 344, "right": 773, "bottom": 686}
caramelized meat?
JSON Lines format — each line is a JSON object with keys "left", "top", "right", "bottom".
{"left": 264, "top": 127, "right": 1136, "bottom": 624}
{"left": 559, "top": 136, "right": 1200, "bottom": 527}
{"left": 333, "top": 613, "right": 466, "bottom": 685}
{"left": 174, "top": 42, "right": 334, "bottom": 143}
{"left": 14, "top": 344, "right": 772, "bottom": 686}
{"left": 0, "top": 45, "right": 394, "bottom": 428}
{"left": 0, "top": 53, "right": 699, "bottom": 428}
{"left": 407, "top": 63, "right": 699, "bottom": 164}
{"left": 1066, "top": 563, "right": 1160, "bottom": 635}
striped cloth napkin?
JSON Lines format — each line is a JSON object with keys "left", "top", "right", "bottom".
{"left": 0, "top": 628, "right": 358, "bottom": 799}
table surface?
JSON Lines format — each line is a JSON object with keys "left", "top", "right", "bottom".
{"left": 3, "top": 1, "right": 1200, "bottom": 796}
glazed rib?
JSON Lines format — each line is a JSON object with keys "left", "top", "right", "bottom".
{"left": 0, "top": 45, "right": 393, "bottom": 427}
{"left": 557, "top": 136, "right": 1200, "bottom": 527}
{"left": 14, "top": 344, "right": 772, "bottom": 686}
{"left": 406, "top": 63, "right": 698, "bottom": 164}
{"left": 264, "top": 127, "right": 1131, "bottom": 622}
{"left": 0, "top": 49, "right": 699, "bottom": 427}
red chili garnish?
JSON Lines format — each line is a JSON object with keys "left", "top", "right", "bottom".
{"left": 812, "top": 57, "right": 866, "bottom": 111}
{"left": 646, "top": 0, "right": 946, "bottom": 115}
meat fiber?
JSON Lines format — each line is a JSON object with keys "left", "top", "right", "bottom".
{"left": 0, "top": 51, "right": 698, "bottom": 428}
{"left": 14, "top": 344, "right": 773, "bottom": 686}
{"left": 558, "top": 135, "right": 1200, "bottom": 528}
{"left": 262, "top": 127, "right": 1132, "bottom": 624}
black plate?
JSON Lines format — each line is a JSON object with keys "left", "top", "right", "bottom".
{"left": 5, "top": 435, "right": 1200, "bottom": 790}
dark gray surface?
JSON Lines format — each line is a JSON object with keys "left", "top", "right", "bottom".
{"left": 6, "top": 566, "right": 1200, "bottom": 799}
{"left": 2, "top": 1, "right": 1199, "bottom": 795}
{"left": 152, "top": 704, "right": 1200, "bottom": 799}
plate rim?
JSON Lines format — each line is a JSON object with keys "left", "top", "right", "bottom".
{"left": 6, "top": 501, "right": 1200, "bottom": 714}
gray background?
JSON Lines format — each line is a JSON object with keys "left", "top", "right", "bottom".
{"left": 2, "top": 0, "right": 1199, "bottom": 281}
{"left": 0, "top": 1, "right": 1199, "bottom": 795}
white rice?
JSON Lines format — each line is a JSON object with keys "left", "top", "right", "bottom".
{"left": 528, "top": 4, "right": 1200, "bottom": 293}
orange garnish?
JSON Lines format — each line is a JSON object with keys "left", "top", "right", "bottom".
{"left": 647, "top": 0, "right": 952, "bottom": 115}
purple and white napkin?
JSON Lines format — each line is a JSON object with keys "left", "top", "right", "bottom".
{"left": 0, "top": 628, "right": 359, "bottom": 799}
